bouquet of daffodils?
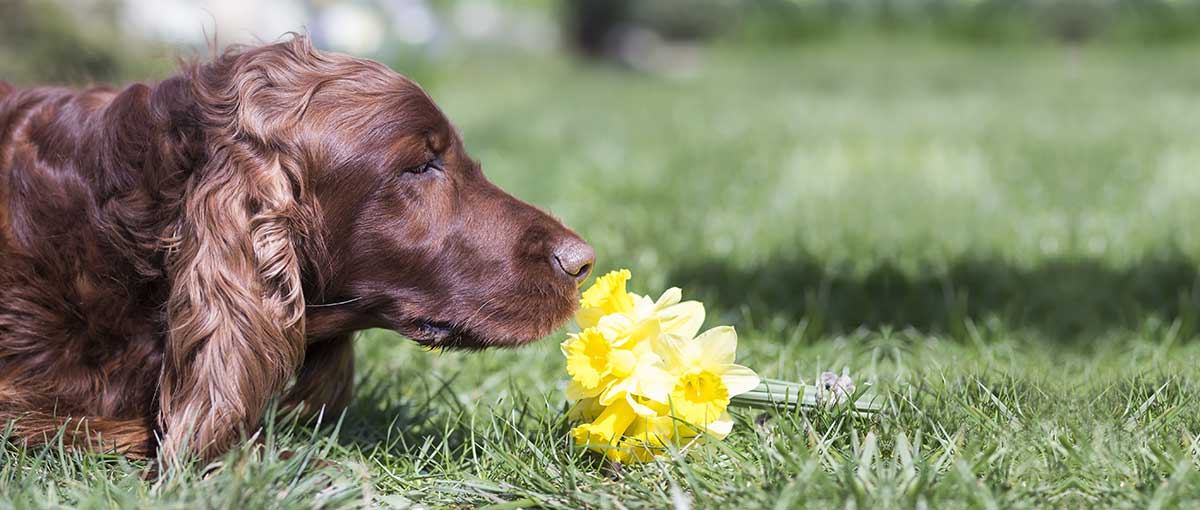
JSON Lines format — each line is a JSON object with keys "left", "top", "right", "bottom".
{"left": 562, "top": 269, "right": 877, "bottom": 463}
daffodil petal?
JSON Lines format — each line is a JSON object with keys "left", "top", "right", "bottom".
{"left": 568, "top": 397, "right": 604, "bottom": 421}
{"left": 720, "top": 364, "right": 761, "bottom": 397}
{"left": 625, "top": 414, "right": 671, "bottom": 442}
{"left": 599, "top": 378, "right": 634, "bottom": 405}
{"left": 631, "top": 336, "right": 656, "bottom": 356}
{"left": 705, "top": 413, "right": 734, "bottom": 439}
{"left": 626, "top": 394, "right": 660, "bottom": 416}
{"left": 658, "top": 300, "right": 705, "bottom": 340}
{"left": 565, "top": 380, "right": 598, "bottom": 401}
{"left": 623, "top": 317, "right": 661, "bottom": 348}
{"left": 633, "top": 294, "right": 657, "bottom": 318}
{"left": 695, "top": 326, "right": 738, "bottom": 365}
{"left": 652, "top": 333, "right": 688, "bottom": 368}
{"left": 633, "top": 364, "right": 674, "bottom": 404}
{"left": 579, "top": 269, "right": 634, "bottom": 315}
{"left": 596, "top": 313, "right": 634, "bottom": 339}
{"left": 655, "top": 287, "right": 682, "bottom": 308}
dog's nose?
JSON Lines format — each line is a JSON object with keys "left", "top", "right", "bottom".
{"left": 553, "top": 237, "right": 595, "bottom": 286}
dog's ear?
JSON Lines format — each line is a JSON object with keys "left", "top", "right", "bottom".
{"left": 158, "top": 38, "right": 322, "bottom": 464}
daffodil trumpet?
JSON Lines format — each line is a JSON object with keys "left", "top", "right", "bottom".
{"left": 562, "top": 269, "right": 880, "bottom": 463}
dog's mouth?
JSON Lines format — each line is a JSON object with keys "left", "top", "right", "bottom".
{"left": 387, "top": 290, "right": 579, "bottom": 350}
{"left": 406, "top": 318, "right": 495, "bottom": 350}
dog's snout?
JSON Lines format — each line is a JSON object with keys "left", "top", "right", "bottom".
{"left": 552, "top": 236, "right": 595, "bottom": 286}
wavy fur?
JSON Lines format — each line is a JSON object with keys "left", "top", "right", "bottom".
{"left": 0, "top": 36, "right": 589, "bottom": 465}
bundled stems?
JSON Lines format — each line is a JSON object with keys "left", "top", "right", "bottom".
{"left": 730, "top": 378, "right": 884, "bottom": 414}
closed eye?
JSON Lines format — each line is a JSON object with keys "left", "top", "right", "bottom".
{"left": 405, "top": 157, "right": 443, "bottom": 175}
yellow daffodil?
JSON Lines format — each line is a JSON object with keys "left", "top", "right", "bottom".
{"left": 562, "top": 320, "right": 672, "bottom": 407}
{"left": 568, "top": 269, "right": 698, "bottom": 411}
{"left": 593, "top": 309, "right": 660, "bottom": 349}
{"left": 568, "top": 396, "right": 605, "bottom": 422}
{"left": 577, "top": 269, "right": 705, "bottom": 342}
{"left": 572, "top": 398, "right": 639, "bottom": 462}
{"left": 627, "top": 287, "right": 706, "bottom": 341}
{"left": 565, "top": 269, "right": 765, "bottom": 462}
{"left": 577, "top": 269, "right": 635, "bottom": 329}
{"left": 599, "top": 356, "right": 673, "bottom": 411}
{"left": 575, "top": 397, "right": 690, "bottom": 462}
{"left": 654, "top": 326, "right": 760, "bottom": 439}
{"left": 577, "top": 287, "right": 706, "bottom": 408}
{"left": 562, "top": 328, "right": 625, "bottom": 394}
{"left": 615, "top": 398, "right": 688, "bottom": 461}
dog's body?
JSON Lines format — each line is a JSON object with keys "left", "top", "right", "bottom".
{"left": 0, "top": 37, "right": 592, "bottom": 463}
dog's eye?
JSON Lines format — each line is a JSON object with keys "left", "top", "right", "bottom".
{"left": 405, "top": 158, "right": 443, "bottom": 175}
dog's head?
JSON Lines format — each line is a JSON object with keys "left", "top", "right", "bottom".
{"left": 177, "top": 36, "right": 592, "bottom": 350}
{"left": 301, "top": 66, "right": 595, "bottom": 349}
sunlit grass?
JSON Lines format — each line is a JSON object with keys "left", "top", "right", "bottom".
{"left": 5, "top": 39, "right": 1200, "bottom": 508}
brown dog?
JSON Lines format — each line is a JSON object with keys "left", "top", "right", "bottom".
{"left": 0, "top": 36, "right": 593, "bottom": 464}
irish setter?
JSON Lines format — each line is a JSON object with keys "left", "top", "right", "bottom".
{"left": 0, "top": 36, "right": 594, "bottom": 465}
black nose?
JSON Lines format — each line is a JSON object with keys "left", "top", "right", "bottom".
{"left": 553, "top": 236, "right": 595, "bottom": 286}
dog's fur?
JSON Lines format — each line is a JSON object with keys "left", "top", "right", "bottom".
{"left": 0, "top": 36, "right": 590, "bottom": 464}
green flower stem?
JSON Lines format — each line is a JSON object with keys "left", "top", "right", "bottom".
{"left": 730, "top": 380, "right": 883, "bottom": 413}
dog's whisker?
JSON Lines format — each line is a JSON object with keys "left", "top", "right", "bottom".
{"left": 468, "top": 296, "right": 507, "bottom": 329}
{"left": 305, "top": 297, "right": 364, "bottom": 308}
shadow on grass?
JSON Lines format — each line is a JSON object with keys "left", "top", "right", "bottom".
{"left": 333, "top": 370, "right": 569, "bottom": 462}
{"left": 667, "top": 252, "right": 1200, "bottom": 341}
{"left": 333, "top": 372, "right": 473, "bottom": 458}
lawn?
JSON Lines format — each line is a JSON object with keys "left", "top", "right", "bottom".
{"left": 4, "top": 38, "right": 1200, "bottom": 509}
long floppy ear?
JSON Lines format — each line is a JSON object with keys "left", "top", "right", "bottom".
{"left": 158, "top": 40, "right": 320, "bottom": 464}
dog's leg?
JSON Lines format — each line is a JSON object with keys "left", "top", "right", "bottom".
{"left": 1, "top": 407, "right": 155, "bottom": 458}
{"left": 282, "top": 335, "right": 355, "bottom": 420}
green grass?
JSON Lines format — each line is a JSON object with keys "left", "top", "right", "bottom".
{"left": 5, "top": 38, "right": 1200, "bottom": 508}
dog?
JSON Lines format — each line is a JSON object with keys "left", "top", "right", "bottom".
{"left": 0, "top": 35, "right": 594, "bottom": 464}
